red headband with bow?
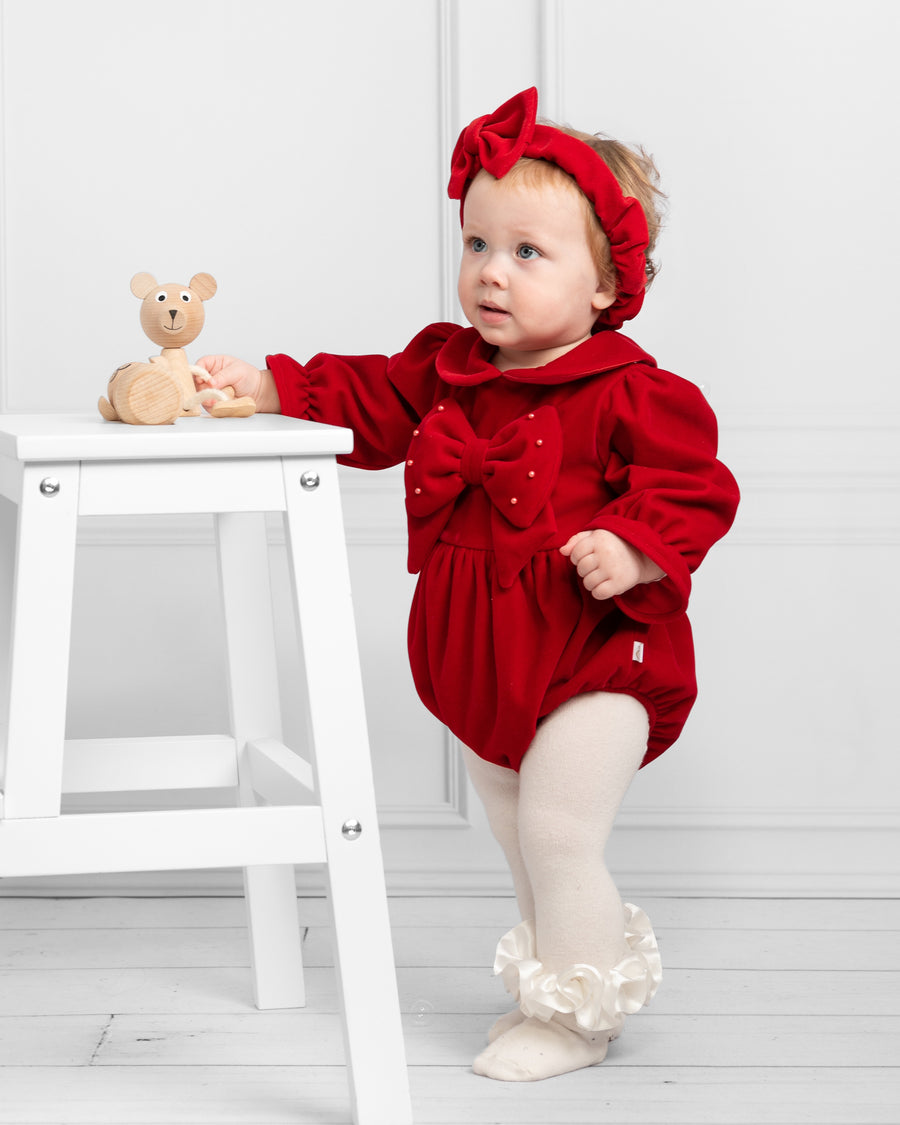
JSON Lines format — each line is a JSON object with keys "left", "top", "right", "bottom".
{"left": 448, "top": 88, "right": 649, "bottom": 329}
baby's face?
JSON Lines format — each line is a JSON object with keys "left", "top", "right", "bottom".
{"left": 457, "top": 171, "right": 614, "bottom": 371}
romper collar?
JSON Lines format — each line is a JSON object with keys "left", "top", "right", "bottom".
{"left": 435, "top": 326, "right": 657, "bottom": 386}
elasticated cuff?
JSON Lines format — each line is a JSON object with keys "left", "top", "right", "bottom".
{"left": 585, "top": 514, "right": 691, "bottom": 623}
{"left": 266, "top": 353, "right": 311, "bottom": 420}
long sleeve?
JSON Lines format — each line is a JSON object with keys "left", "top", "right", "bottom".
{"left": 267, "top": 323, "right": 458, "bottom": 470}
{"left": 588, "top": 369, "right": 739, "bottom": 624}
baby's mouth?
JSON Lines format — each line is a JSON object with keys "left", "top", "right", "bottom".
{"left": 479, "top": 302, "right": 510, "bottom": 320}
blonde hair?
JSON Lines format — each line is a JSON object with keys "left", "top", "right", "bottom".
{"left": 502, "top": 126, "right": 667, "bottom": 298}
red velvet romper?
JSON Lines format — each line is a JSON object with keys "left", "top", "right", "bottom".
{"left": 268, "top": 324, "right": 739, "bottom": 771}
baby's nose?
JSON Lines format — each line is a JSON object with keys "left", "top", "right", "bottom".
{"left": 479, "top": 256, "right": 507, "bottom": 286}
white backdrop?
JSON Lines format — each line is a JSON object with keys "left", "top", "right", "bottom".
{"left": 1, "top": 0, "right": 897, "bottom": 896}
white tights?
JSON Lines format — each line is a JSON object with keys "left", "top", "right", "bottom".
{"left": 463, "top": 691, "right": 650, "bottom": 1079}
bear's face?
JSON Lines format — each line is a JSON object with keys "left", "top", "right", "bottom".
{"left": 131, "top": 272, "right": 217, "bottom": 349}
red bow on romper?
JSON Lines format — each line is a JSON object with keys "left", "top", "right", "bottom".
{"left": 405, "top": 399, "right": 563, "bottom": 587}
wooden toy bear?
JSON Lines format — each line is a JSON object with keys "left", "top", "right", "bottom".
{"left": 98, "top": 272, "right": 256, "bottom": 425}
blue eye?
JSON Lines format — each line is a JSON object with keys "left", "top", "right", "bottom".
{"left": 517, "top": 245, "right": 540, "bottom": 260}
{"left": 470, "top": 237, "right": 487, "bottom": 253}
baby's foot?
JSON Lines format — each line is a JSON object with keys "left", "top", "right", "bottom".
{"left": 473, "top": 1015, "right": 612, "bottom": 1082}
{"left": 487, "top": 1008, "right": 525, "bottom": 1043}
{"left": 488, "top": 1007, "right": 621, "bottom": 1046}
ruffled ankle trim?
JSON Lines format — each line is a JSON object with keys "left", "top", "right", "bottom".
{"left": 493, "top": 903, "right": 663, "bottom": 1033}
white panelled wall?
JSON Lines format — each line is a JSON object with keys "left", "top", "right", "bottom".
{"left": 0, "top": 0, "right": 897, "bottom": 896}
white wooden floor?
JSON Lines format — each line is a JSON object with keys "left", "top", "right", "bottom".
{"left": 0, "top": 894, "right": 897, "bottom": 1124}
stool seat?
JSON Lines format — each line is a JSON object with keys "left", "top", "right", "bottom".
{"left": 0, "top": 413, "right": 412, "bottom": 1125}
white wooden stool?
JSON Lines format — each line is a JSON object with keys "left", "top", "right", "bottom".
{"left": 0, "top": 414, "right": 412, "bottom": 1125}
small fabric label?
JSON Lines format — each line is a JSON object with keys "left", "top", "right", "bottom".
{"left": 632, "top": 641, "right": 645, "bottom": 663}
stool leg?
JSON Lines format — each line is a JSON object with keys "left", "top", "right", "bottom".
{"left": 2, "top": 464, "right": 79, "bottom": 819}
{"left": 282, "top": 457, "right": 412, "bottom": 1125}
{"left": 215, "top": 511, "right": 305, "bottom": 1010}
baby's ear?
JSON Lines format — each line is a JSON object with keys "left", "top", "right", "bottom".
{"left": 131, "top": 272, "right": 158, "bottom": 299}
{"left": 591, "top": 288, "right": 616, "bottom": 312}
{"left": 190, "top": 273, "right": 217, "bottom": 301}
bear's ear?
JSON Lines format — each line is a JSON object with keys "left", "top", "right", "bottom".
{"left": 131, "top": 272, "right": 158, "bottom": 299}
{"left": 189, "top": 273, "right": 217, "bottom": 301}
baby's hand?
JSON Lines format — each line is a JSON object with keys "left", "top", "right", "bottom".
{"left": 560, "top": 529, "right": 665, "bottom": 600}
{"left": 193, "top": 355, "right": 264, "bottom": 400}
{"left": 194, "top": 355, "right": 281, "bottom": 413}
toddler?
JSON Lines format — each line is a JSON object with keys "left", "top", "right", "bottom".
{"left": 198, "top": 88, "right": 739, "bottom": 1082}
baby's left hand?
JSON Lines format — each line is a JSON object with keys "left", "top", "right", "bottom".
{"left": 560, "top": 529, "right": 665, "bottom": 600}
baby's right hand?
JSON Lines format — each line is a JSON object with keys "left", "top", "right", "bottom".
{"left": 194, "top": 354, "right": 265, "bottom": 401}
{"left": 194, "top": 355, "right": 281, "bottom": 413}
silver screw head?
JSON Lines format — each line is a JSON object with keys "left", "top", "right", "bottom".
{"left": 39, "top": 477, "right": 60, "bottom": 497}
{"left": 300, "top": 470, "right": 320, "bottom": 491}
{"left": 341, "top": 818, "right": 363, "bottom": 841}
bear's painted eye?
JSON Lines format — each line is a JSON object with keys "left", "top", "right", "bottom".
{"left": 180, "top": 291, "right": 192, "bottom": 303}
{"left": 155, "top": 291, "right": 167, "bottom": 303}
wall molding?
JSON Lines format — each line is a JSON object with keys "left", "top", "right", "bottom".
{"left": 40, "top": 793, "right": 900, "bottom": 835}
{"left": 2, "top": 837, "right": 896, "bottom": 899}
{"left": 437, "top": 0, "right": 459, "bottom": 325}
{"left": 538, "top": 0, "right": 564, "bottom": 120}
{"left": 617, "top": 806, "right": 900, "bottom": 831}
{"left": 0, "top": 0, "right": 9, "bottom": 414}
{"left": 720, "top": 408, "right": 900, "bottom": 430}
{"left": 381, "top": 733, "right": 470, "bottom": 829}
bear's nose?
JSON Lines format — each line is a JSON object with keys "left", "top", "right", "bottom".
{"left": 169, "top": 309, "right": 178, "bottom": 323}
